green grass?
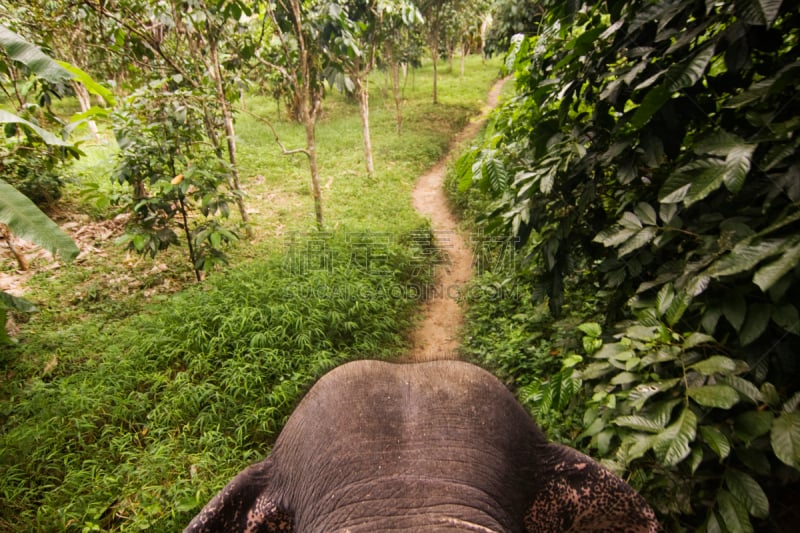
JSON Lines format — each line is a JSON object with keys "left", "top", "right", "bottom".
{"left": 1, "top": 55, "right": 502, "bottom": 531}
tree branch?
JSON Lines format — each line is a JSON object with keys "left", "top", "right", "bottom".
{"left": 238, "top": 108, "right": 310, "bottom": 159}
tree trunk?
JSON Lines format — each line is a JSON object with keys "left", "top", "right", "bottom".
{"left": 430, "top": 34, "right": 439, "bottom": 104}
{"left": 304, "top": 118, "right": 324, "bottom": 229}
{"left": 72, "top": 81, "right": 100, "bottom": 141}
{"left": 391, "top": 59, "right": 403, "bottom": 135}
{"left": 209, "top": 39, "right": 251, "bottom": 236}
{"left": 1, "top": 224, "right": 28, "bottom": 271}
{"left": 432, "top": 51, "right": 439, "bottom": 104}
{"left": 355, "top": 74, "right": 374, "bottom": 178}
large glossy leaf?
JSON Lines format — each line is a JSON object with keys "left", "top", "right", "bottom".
{"left": 689, "top": 385, "right": 740, "bottom": 409}
{"left": 720, "top": 375, "right": 764, "bottom": 404}
{"left": 724, "top": 468, "right": 769, "bottom": 519}
{"left": 722, "top": 144, "right": 756, "bottom": 193}
{"left": 653, "top": 407, "right": 697, "bottom": 466}
{"left": 705, "top": 238, "right": 785, "bottom": 279}
{"left": 627, "top": 379, "right": 681, "bottom": 410}
{"left": 689, "top": 356, "right": 740, "bottom": 376}
{"left": 57, "top": 61, "right": 116, "bottom": 106}
{"left": 700, "top": 425, "right": 731, "bottom": 459}
{"left": 0, "top": 291, "right": 38, "bottom": 312}
{"left": 615, "top": 399, "right": 679, "bottom": 432}
{"left": 735, "top": 410, "right": 774, "bottom": 443}
{"left": 0, "top": 179, "right": 79, "bottom": 262}
{"left": 735, "top": 0, "right": 783, "bottom": 26}
{"left": 659, "top": 158, "right": 731, "bottom": 206}
{"left": 739, "top": 303, "right": 771, "bottom": 346}
{"left": 771, "top": 411, "right": 800, "bottom": 469}
{"left": 618, "top": 226, "right": 658, "bottom": 256}
{"left": 631, "top": 46, "right": 715, "bottom": 128}
{"left": 717, "top": 489, "right": 754, "bottom": 533}
{"left": 629, "top": 85, "right": 671, "bottom": 130}
{"left": 0, "top": 24, "right": 71, "bottom": 84}
{"left": 753, "top": 239, "right": 800, "bottom": 292}
{"left": 0, "top": 109, "right": 71, "bottom": 147}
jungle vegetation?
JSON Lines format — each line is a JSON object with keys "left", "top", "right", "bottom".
{"left": 452, "top": 0, "right": 800, "bottom": 531}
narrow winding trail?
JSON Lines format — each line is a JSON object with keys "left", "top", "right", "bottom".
{"left": 405, "top": 77, "right": 509, "bottom": 362}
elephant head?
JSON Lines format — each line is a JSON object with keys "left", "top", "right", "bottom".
{"left": 185, "top": 360, "right": 659, "bottom": 532}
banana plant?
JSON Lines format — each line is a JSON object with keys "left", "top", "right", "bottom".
{"left": 0, "top": 24, "right": 108, "bottom": 341}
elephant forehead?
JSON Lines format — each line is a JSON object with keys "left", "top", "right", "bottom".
{"left": 291, "top": 360, "right": 532, "bottom": 429}
{"left": 270, "top": 361, "right": 545, "bottom": 531}
{"left": 272, "top": 360, "right": 545, "bottom": 473}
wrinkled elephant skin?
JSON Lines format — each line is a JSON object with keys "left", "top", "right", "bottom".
{"left": 186, "top": 360, "right": 660, "bottom": 532}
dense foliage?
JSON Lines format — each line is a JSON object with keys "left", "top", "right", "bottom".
{"left": 0, "top": 231, "right": 436, "bottom": 530}
{"left": 454, "top": 0, "right": 800, "bottom": 530}
{"left": 112, "top": 82, "right": 239, "bottom": 280}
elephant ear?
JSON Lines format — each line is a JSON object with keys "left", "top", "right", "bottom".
{"left": 525, "top": 445, "right": 660, "bottom": 533}
{"left": 185, "top": 459, "right": 294, "bottom": 532}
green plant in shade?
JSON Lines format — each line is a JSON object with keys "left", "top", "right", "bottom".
{"left": 455, "top": 0, "right": 800, "bottom": 529}
{"left": 112, "top": 81, "right": 239, "bottom": 281}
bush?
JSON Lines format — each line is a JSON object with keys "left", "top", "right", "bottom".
{"left": 455, "top": 1, "right": 800, "bottom": 530}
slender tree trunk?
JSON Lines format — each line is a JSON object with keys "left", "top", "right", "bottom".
{"left": 391, "top": 59, "right": 403, "bottom": 135}
{"left": 460, "top": 43, "right": 467, "bottom": 77}
{"left": 72, "top": 81, "right": 100, "bottom": 141}
{"left": 208, "top": 39, "right": 251, "bottom": 236}
{"left": 1, "top": 224, "right": 28, "bottom": 271}
{"left": 177, "top": 194, "right": 202, "bottom": 282}
{"left": 304, "top": 117, "right": 324, "bottom": 229}
{"left": 354, "top": 74, "right": 374, "bottom": 178}
{"left": 430, "top": 35, "right": 439, "bottom": 104}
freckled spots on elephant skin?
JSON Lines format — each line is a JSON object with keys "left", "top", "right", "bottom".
{"left": 246, "top": 498, "right": 294, "bottom": 532}
{"left": 525, "top": 450, "right": 660, "bottom": 533}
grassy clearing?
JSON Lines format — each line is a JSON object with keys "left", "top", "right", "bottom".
{"left": 1, "top": 55, "right": 502, "bottom": 531}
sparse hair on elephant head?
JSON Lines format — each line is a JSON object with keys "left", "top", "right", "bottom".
{"left": 185, "top": 360, "right": 660, "bottom": 532}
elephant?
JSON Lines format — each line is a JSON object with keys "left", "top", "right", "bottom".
{"left": 185, "top": 360, "right": 660, "bottom": 532}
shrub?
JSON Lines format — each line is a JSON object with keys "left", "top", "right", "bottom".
{"left": 455, "top": 1, "right": 800, "bottom": 530}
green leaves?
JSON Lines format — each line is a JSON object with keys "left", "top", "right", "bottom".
{"left": 56, "top": 60, "right": 116, "bottom": 106}
{"left": 454, "top": 0, "right": 800, "bottom": 530}
{"left": 771, "top": 412, "right": 800, "bottom": 469}
{"left": 689, "top": 355, "right": 742, "bottom": 376}
{"left": 630, "top": 45, "right": 715, "bottom": 129}
{"left": 112, "top": 84, "right": 237, "bottom": 281}
{"left": 0, "top": 109, "right": 72, "bottom": 147}
{"left": 660, "top": 133, "right": 756, "bottom": 205}
{"left": 594, "top": 202, "right": 660, "bottom": 256}
{"left": 688, "top": 385, "right": 740, "bottom": 409}
{"left": 700, "top": 426, "right": 731, "bottom": 460}
{"left": 0, "top": 178, "right": 79, "bottom": 262}
{"left": 653, "top": 407, "right": 697, "bottom": 466}
{"left": 735, "top": 0, "right": 783, "bottom": 26}
{"left": 0, "top": 24, "right": 71, "bottom": 84}
{"left": 725, "top": 469, "right": 770, "bottom": 519}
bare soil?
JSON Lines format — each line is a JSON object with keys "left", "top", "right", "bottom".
{"left": 404, "top": 77, "right": 509, "bottom": 362}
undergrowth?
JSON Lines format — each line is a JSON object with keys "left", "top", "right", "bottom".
{"left": 0, "top": 232, "right": 435, "bottom": 531}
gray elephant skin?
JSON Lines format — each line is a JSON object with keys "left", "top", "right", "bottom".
{"left": 185, "top": 360, "right": 660, "bottom": 532}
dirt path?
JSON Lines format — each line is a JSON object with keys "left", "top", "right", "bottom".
{"left": 404, "top": 77, "right": 509, "bottom": 362}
